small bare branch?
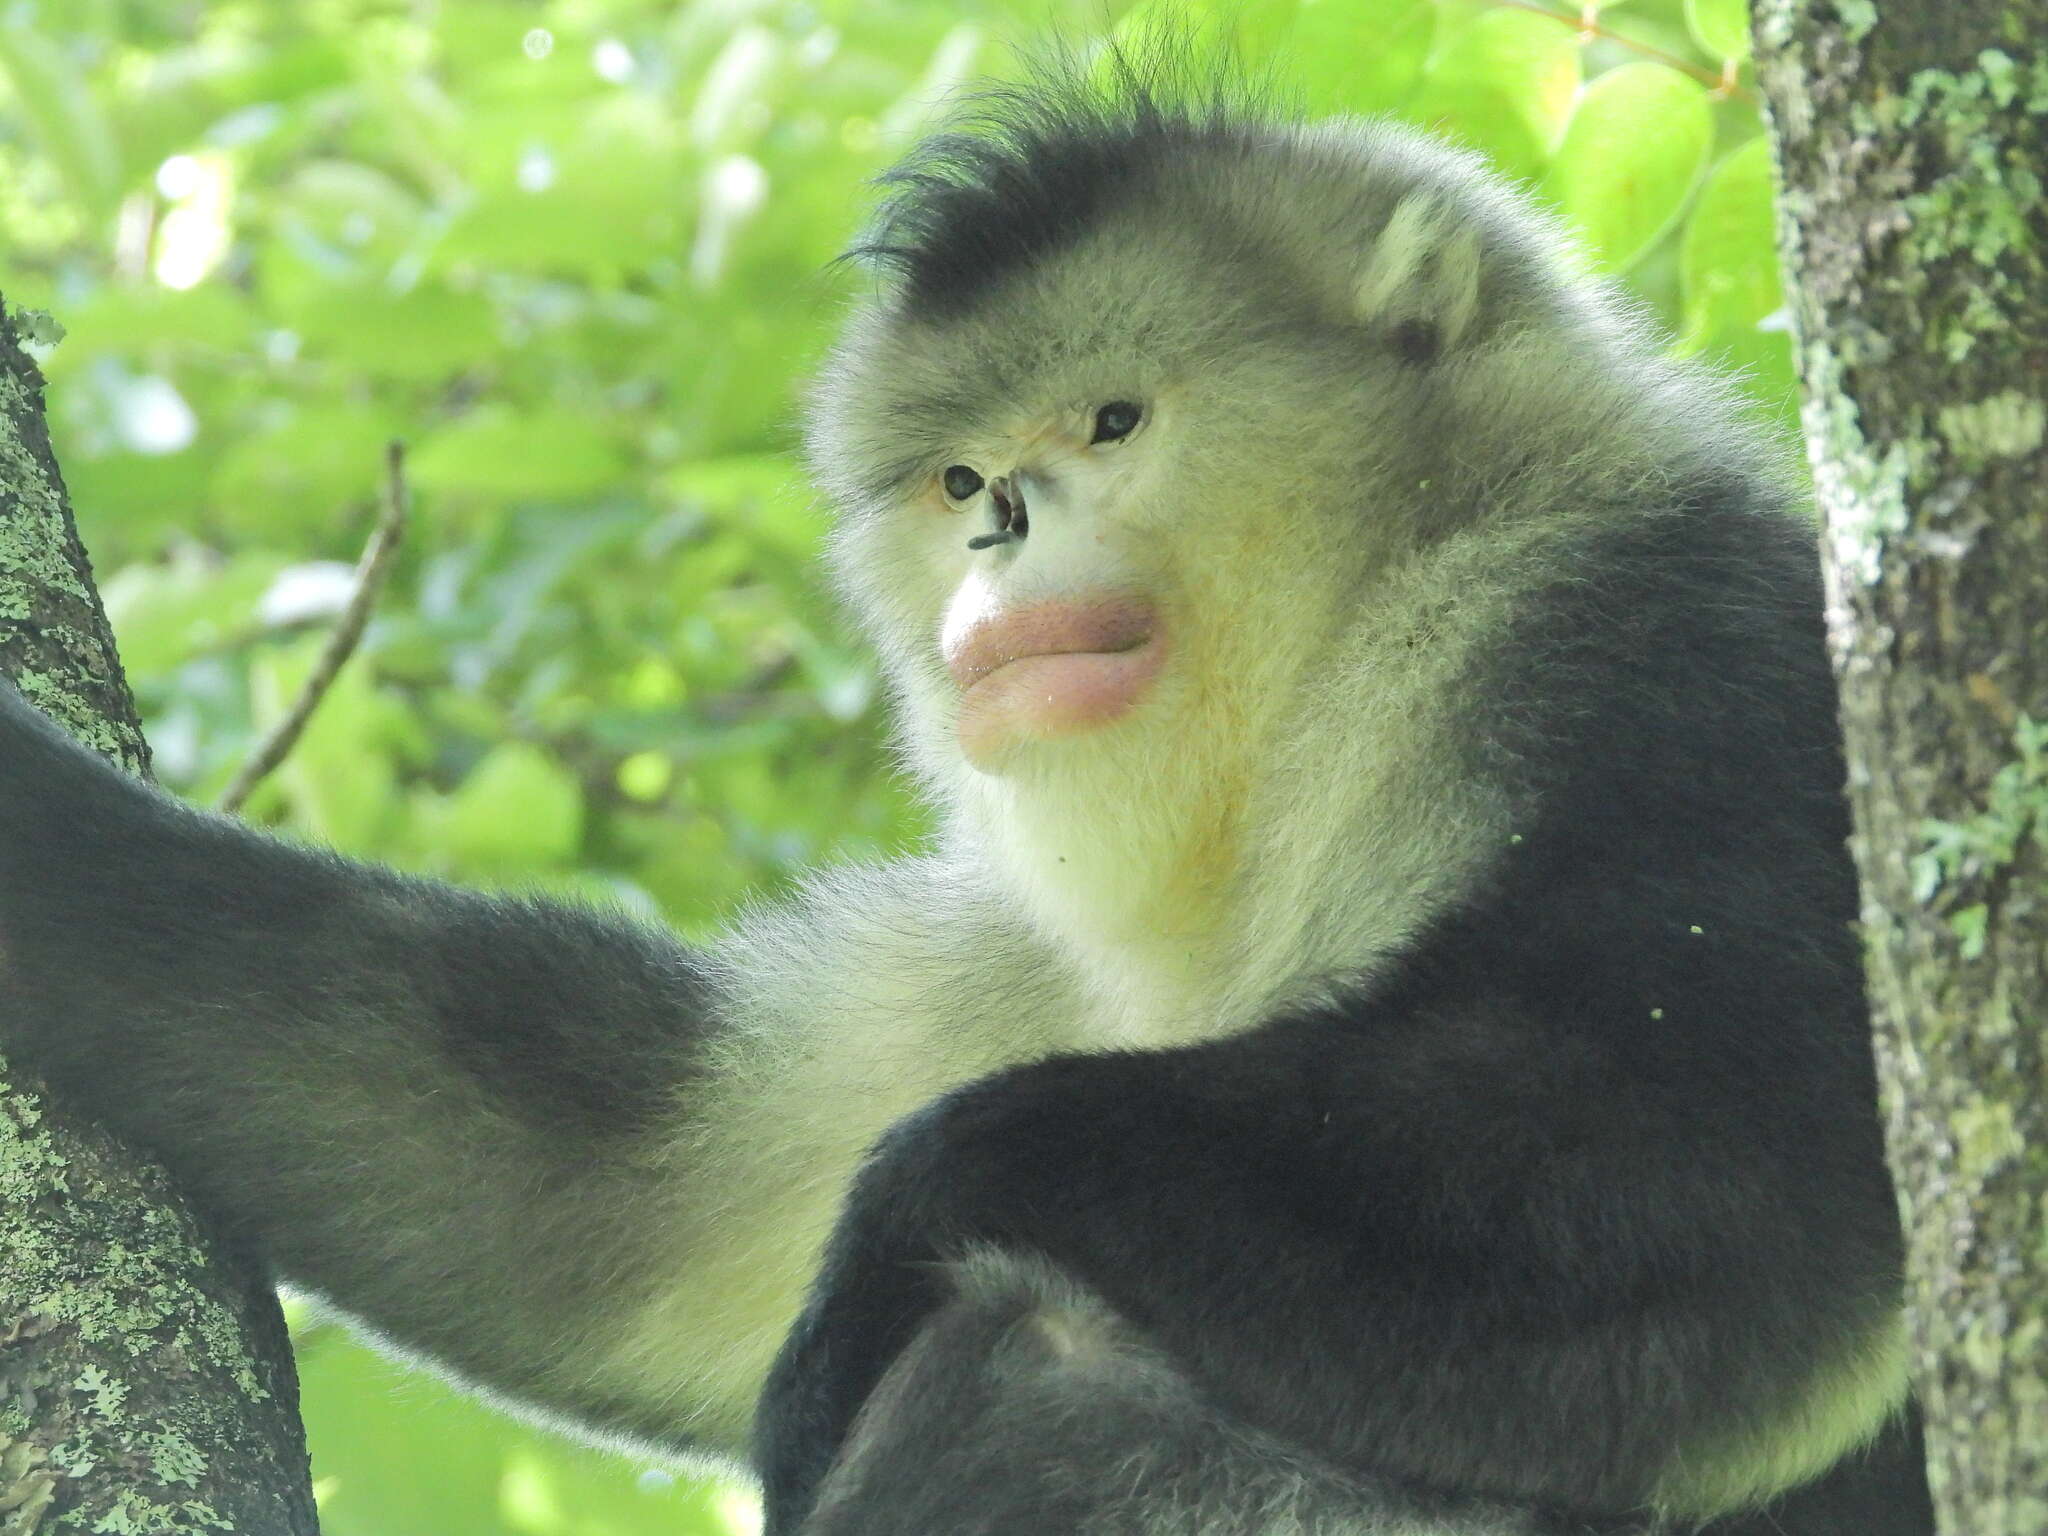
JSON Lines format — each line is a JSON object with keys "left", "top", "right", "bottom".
{"left": 218, "top": 441, "right": 411, "bottom": 816}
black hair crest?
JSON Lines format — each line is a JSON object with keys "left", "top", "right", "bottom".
{"left": 844, "top": 44, "right": 1279, "bottom": 320}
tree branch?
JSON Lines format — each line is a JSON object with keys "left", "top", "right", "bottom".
{"left": 0, "top": 294, "right": 320, "bottom": 1532}
{"left": 218, "top": 441, "right": 411, "bottom": 815}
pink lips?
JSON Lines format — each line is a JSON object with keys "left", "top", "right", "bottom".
{"left": 943, "top": 597, "right": 1164, "bottom": 766}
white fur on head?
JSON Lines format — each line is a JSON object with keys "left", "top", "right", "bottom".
{"left": 808, "top": 66, "right": 1766, "bottom": 1036}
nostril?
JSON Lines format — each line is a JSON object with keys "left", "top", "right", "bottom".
{"left": 991, "top": 479, "right": 1024, "bottom": 532}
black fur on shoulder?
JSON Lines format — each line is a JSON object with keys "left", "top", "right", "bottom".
{"left": 843, "top": 43, "right": 1280, "bottom": 319}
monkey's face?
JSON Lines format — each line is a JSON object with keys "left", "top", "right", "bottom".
{"left": 805, "top": 114, "right": 1647, "bottom": 984}
{"left": 814, "top": 224, "right": 1395, "bottom": 805}
{"left": 808, "top": 215, "right": 1429, "bottom": 970}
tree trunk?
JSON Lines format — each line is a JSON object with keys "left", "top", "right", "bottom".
{"left": 1754, "top": 7, "right": 2048, "bottom": 1534}
{"left": 0, "top": 298, "right": 318, "bottom": 1532}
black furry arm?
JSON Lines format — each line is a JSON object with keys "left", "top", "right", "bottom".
{"left": 0, "top": 682, "right": 715, "bottom": 1432}
{"left": 759, "top": 910, "right": 1903, "bottom": 1531}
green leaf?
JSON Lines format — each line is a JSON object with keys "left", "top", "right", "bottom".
{"left": 1677, "top": 136, "right": 1793, "bottom": 414}
{"left": 289, "top": 282, "right": 501, "bottom": 382}
{"left": 209, "top": 406, "right": 400, "bottom": 537}
{"left": 57, "top": 444, "right": 214, "bottom": 554}
{"left": 435, "top": 96, "right": 687, "bottom": 279}
{"left": 660, "top": 454, "right": 820, "bottom": 555}
{"left": 100, "top": 551, "right": 288, "bottom": 677}
{"left": 273, "top": 159, "right": 427, "bottom": 275}
{"left": 253, "top": 642, "right": 398, "bottom": 853}
{"left": 39, "top": 285, "right": 257, "bottom": 374}
{"left": 1406, "top": 8, "right": 1582, "bottom": 183}
{"left": 0, "top": 24, "right": 122, "bottom": 215}
{"left": 1686, "top": 0, "right": 1753, "bottom": 62}
{"left": 437, "top": 741, "right": 584, "bottom": 869}
{"left": 1293, "top": 0, "right": 1435, "bottom": 115}
{"left": 1541, "top": 63, "right": 1713, "bottom": 270}
{"left": 1402, "top": 76, "right": 1544, "bottom": 184}
{"left": 410, "top": 408, "right": 626, "bottom": 501}
{"left": 1423, "top": 8, "right": 1582, "bottom": 146}
{"left": 1681, "top": 138, "right": 1779, "bottom": 311}
{"left": 1680, "top": 136, "right": 1784, "bottom": 348}
{"left": 295, "top": 1330, "right": 739, "bottom": 1536}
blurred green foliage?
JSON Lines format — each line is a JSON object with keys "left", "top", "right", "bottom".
{"left": 0, "top": 0, "right": 1790, "bottom": 1530}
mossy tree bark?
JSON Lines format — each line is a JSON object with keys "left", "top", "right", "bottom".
{"left": 1755, "top": 6, "right": 2048, "bottom": 1534}
{"left": 0, "top": 300, "right": 318, "bottom": 1531}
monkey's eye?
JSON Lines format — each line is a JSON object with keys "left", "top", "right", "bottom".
{"left": 1090, "top": 401, "right": 1143, "bottom": 445}
{"left": 942, "top": 465, "right": 984, "bottom": 502}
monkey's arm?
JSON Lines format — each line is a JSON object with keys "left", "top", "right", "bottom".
{"left": 796, "top": 1253, "right": 1541, "bottom": 1536}
{"left": 792, "top": 1271, "right": 1928, "bottom": 1536}
{"left": 0, "top": 682, "right": 729, "bottom": 1439}
{"left": 758, "top": 887, "right": 1908, "bottom": 1531}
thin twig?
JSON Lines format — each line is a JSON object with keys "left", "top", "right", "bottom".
{"left": 1489, "top": 0, "right": 1754, "bottom": 102}
{"left": 218, "top": 441, "right": 411, "bottom": 815}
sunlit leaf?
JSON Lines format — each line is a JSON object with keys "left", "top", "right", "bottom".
{"left": 1417, "top": 6, "right": 1572, "bottom": 153}
{"left": 1292, "top": 0, "right": 1435, "bottom": 116}
{"left": 1401, "top": 75, "right": 1544, "bottom": 184}
{"left": 294, "top": 1331, "right": 739, "bottom": 1536}
{"left": 1686, "top": 0, "right": 1752, "bottom": 63}
{"left": 1681, "top": 137, "right": 1779, "bottom": 332}
{"left": 1679, "top": 135, "right": 1794, "bottom": 413}
{"left": 1540, "top": 62, "right": 1712, "bottom": 270}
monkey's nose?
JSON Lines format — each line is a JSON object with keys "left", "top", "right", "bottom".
{"left": 967, "top": 475, "right": 1029, "bottom": 550}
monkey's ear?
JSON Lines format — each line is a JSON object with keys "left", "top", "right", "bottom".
{"left": 1352, "top": 194, "right": 1483, "bottom": 365}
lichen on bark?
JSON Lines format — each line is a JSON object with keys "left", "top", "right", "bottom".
{"left": 0, "top": 298, "right": 317, "bottom": 1530}
{"left": 1755, "top": 4, "right": 2048, "bottom": 1532}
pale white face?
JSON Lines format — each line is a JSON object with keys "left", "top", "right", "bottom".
{"left": 817, "top": 274, "right": 1388, "bottom": 986}
{"left": 805, "top": 123, "right": 1582, "bottom": 989}
{"left": 929, "top": 394, "right": 1168, "bottom": 771}
{"left": 819, "top": 235, "right": 1384, "bottom": 790}
{"left": 834, "top": 362, "right": 1349, "bottom": 791}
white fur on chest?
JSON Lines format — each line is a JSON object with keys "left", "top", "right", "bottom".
{"left": 594, "top": 856, "right": 1088, "bottom": 1445}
